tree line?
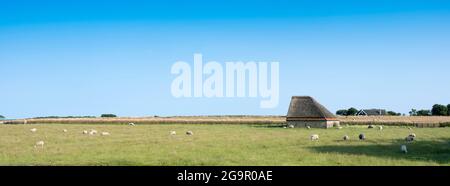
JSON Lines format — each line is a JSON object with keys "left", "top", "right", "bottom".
{"left": 409, "top": 104, "right": 450, "bottom": 116}
{"left": 336, "top": 104, "right": 450, "bottom": 116}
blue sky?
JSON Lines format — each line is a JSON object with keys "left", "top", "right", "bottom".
{"left": 1, "top": 0, "right": 450, "bottom": 118}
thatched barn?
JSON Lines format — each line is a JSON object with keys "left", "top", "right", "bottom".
{"left": 286, "top": 96, "right": 340, "bottom": 128}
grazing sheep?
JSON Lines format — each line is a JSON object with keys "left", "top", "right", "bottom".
{"left": 288, "top": 125, "right": 295, "bottom": 128}
{"left": 408, "top": 127, "right": 413, "bottom": 131}
{"left": 283, "top": 126, "right": 287, "bottom": 129}
{"left": 409, "top": 133, "right": 416, "bottom": 138}
{"left": 378, "top": 126, "right": 383, "bottom": 131}
{"left": 405, "top": 135, "right": 415, "bottom": 142}
{"left": 89, "top": 129, "right": 98, "bottom": 135}
{"left": 30, "top": 128, "right": 37, "bottom": 132}
{"left": 170, "top": 131, "right": 177, "bottom": 135}
{"left": 129, "top": 123, "right": 135, "bottom": 126}
{"left": 401, "top": 145, "right": 408, "bottom": 153}
{"left": 186, "top": 131, "right": 194, "bottom": 136}
{"left": 368, "top": 125, "right": 375, "bottom": 129}
{"left": 343, "top": 135, "right": 350, "bottom": 141}
{"left": 34, "top": 141, "right": 44, "bottom": 148}
{"left": 306, "top": 126, "right": 311, "bottom": 129}
{"left": 359, "top": 134, "right": 366, "bottom": 140}
{"left": 101, "top": 132, "right": 110, "bottom": 136}
{"left": 63, "top": 129, "right": 68, "bottom": 133}
{"left": 83, "top": 130, "right": 88, "bottom": 134}
{"left": 310, "top": 134, "right": 319, "bottom": 141}
{"left": 337, "top": 126, "right": 343, "bottom": 130}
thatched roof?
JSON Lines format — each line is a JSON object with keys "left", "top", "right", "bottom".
{"left": 287, "top": 96, "right": 338, "bottom": 121}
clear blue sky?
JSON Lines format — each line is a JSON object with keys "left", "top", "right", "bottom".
{"left": 1, "top": 0, "right": 450, "bottom": 119}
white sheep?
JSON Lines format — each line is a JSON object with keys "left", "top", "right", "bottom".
{"left": 343, "top": 135, "right": 350, "bottom": 141}
{"left": 186, "top": 131, "right": 194, "bottom": 136}
{"left": 409, "top": 133, "right": 416, "bottom": 138}
{"left": 89, "top": 129, "right": 98, "bottom": 135}
{"left": 34, "top": 141, "right": 44, "bottom": 148}
{"left": 310, "top": 134, "right": 319, "bottom": 141}
{"left": 408, "top": 127, "right": 413, "bottom": 131}
{"left": 401, "top": 145, "right": 408, "bottom": 153}
{"left": 63, "top": 129, "right": 68, "bottom": 133}
{"left": 129, "top": 123, "right": 135, "bottom": 126}
{"left": 101, "top": 132, "right": 110, "bottom": 136}
{"left": 337, "top": 126, "right": 343, "bottom": 130}
{"left": 170, "top": 131, "right": 177, "bottom": 135}
{"left": 405, "top": 135, "right": 415, "bottom": 142}
{"left": 288, "top": 125, "right": 295, "bottom": 128}
{"left": 378, "top": 126, "right": 383, "bottom": 131}
{"left": 306, "top": 126, "right": 311, "bottom": 129}
{"left": 83, "top": 130, "right": 88, "bottom": 134}
{"left": 30, "top": 128, "right": 37, "bottom": 132}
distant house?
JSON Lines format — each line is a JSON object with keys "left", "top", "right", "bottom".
{"left": 286, "top": 96, "right": 340, "bottom": 128}
{"left": 356, "top": 109, "right": 386, "bottom": 116}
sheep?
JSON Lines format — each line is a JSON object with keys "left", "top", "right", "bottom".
{"left": 310, "top": 134, "right": 319, "bottom": 141}
{"left": 129, "top": 123, "right": 135, "bottom": 126}
{"left": 343, "top": 135, "right": 350, "bottom": 141}
{"left": 408, "top": 127, "right": 413, "bottom": 131}
{"left": 283, "top": 126, "right": 287, "bottom": 129}
{"left": 170, "top": 131, "right": 177, "bottom": 135}
{"left": 359, "top": 134, "right": 366, "bottom": 140}
{"left": 101, "top": 132, "right": 110, "bottom": 136}
{"left": 378, "top": 126, "right": 383, "bottom": 131}
{"left": 63, "top": 129, "right": 68, "bottom": 133}
{"left": 30, "top": 128, "right": 37, "bottom": 132}
{"left": 368, "top": 125, "right": 375, "bottom": 129}
{"left": 288, "top": 125, "right": 295, "bottom": 128}
{"left": 337, "top": 126, "right": 343, "bottom": 130}
{"left": 89, "top": 129, "right": 98, "bottom": 135}
{"left": 409, "top": 133, "right": 416, "bottom": 138}
{"left": 306, "top": 126, "right": 311, "bottom": 129}
{"left": 34, "top": 141, "right": 44, "bottom": 148}
{"left": 83, "top": 130, "right": 88, "bottom": 134}
{"left": 405, "top": 135, "right": 415, "bottom": 142}
{"left": 186, "top": 131, "right": 194, "bottom": 136}
{"left": 401, "top": 145, "right": 408, "bottom": 153}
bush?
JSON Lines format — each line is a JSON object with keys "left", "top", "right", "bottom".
{"left": 431, "top": 104, "right": 448, "bottom": 116}
{"left": 101, "top": 114, "right": 117, "bottom": 118}
{"left": 416, "top": 110, "right": 431, "bottom": 116}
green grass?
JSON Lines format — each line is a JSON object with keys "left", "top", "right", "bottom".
{"left": 0, "top": 124, "right": 449, "bottom": 166}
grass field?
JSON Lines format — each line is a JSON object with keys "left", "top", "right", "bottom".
{"left": 0, "top": 124, "right": 449, "bottom": 166}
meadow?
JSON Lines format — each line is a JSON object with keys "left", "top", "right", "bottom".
{"left": 0, "top": 123, "right": 449, "bottom": 166}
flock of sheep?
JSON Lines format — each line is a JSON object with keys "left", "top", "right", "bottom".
{"left": 287, "top": 124, "right": 417, "bottom": 154}
{"left": 29, "top": 122, "right": 415, "bottom": 154}
{"left": 30, "top": 122, "right": 195, "bottom": 149}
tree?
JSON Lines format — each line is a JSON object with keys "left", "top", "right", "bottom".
{"left": 336, "top": 110, "right": 348, "bottom": 116}
{"left": 347, "top": 107, "right": 358, "bottom": 116}
{"left": 431, "top": 104, "right": 448, "bottom": 116}
{"left": 416, "top": 110, "right": 431, "bottom": 116}
{"left": 0, "top": 115, "right": 4, "bottom": 119}
{"left": 101, "top": 114, "right": 117, "bottom": 118}
{"left": 409, "top": 109, "right": 417, "bottom": 116}
{"left": 448, "top": 104, "right": 450, "bottom": 116}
